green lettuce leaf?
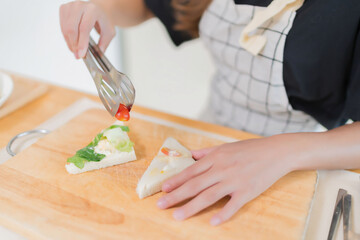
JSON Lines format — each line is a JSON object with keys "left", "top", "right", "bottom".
{"left": 115, "top": 140, "right": 134, "bottom": 152}
{"left": 76, "top": 147, "right": 106, "bottom": 162}
{"left": 67, "top": 146, "right": 106, "bottom": 169}
{"left": 105, "top": 125, "right": 129, "bottom": 132}
{"left": 102, "top": 127, "right": 134, "bottom": 152}
{"left": 68, "top": 133, "right": 107, "bottom": 169}
{"left": 67, "top": 125, "right": 131, "bottom": 169}
{"left": 67, "top": 155, "right": 88, "bottom": 169}
{"left": 87, "top": 133, "right": 104, "bottom": 148}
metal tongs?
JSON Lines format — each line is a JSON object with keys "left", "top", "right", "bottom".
{"left": 83, "top": 37, "right": 135, "bottom": 116}
{"left": 328, "top": 188, "right": 360, "bottom": 240}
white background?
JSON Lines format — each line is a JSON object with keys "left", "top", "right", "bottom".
{"left": 0, "top": 0, "right": 215, "bottom": 120}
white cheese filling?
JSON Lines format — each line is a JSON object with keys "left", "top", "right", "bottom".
{"left": 66, "top": 126, "right": 137, "bottom": 174}
{"left": 94, "top": 139, "right": 118, "bottom": 156}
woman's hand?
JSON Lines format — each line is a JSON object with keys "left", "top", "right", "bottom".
{"left": 157, "top": 135, "right": 300, "bottom": 226}
{"left": 59, "top": 1, "right": 115, "bottom": 59}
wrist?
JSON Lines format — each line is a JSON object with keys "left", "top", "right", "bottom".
{"left": 91, "top": 0, "right": 115, "bottom": 23}
{"left": 270, "top": 132, "right": 326, "bottom": 172}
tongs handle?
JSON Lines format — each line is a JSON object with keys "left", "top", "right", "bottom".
{"left": 343, "top": 194, "right": 351, "bottom": 240}
{"left": 328, "top": 188, "right": 347, "bottom": 240}
{"left": 88, "top": 37, "right": 114, "bottom": 73}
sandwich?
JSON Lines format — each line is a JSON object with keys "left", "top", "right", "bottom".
{"left": 66, "top": 121, "right": 136, "bottom": 174}
{"left": 136, "top": 137, "right": 195, "bottom": 199}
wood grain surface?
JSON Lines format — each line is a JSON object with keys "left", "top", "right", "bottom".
{"left": 0, "top": 73, "right": 258, "bottom": 149}
{"left": 0, "top": 108, "right": 317, "bottom": 240}
{"left": 0, "top": 73, "right": 48, "bottom": 119}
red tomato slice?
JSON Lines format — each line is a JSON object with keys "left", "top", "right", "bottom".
{"left": 161, "top": 147, "right": 181, "bottom": 157}
{"left": 115, "top": 104, "right": 130, "bottom": 121}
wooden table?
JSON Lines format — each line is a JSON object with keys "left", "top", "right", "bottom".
{"left": 0, "top": 73, "right": 318, "bottom": 240}
{"left": 0, "top": 73, "right": 258, "bottom": 149}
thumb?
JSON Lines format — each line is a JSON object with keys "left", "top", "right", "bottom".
{"left": 95, "top": 21, "right": 115, "bottom": 52}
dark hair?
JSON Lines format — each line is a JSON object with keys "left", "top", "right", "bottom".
{"left": 172, "top": 0, "right": 212, "bottom": 38}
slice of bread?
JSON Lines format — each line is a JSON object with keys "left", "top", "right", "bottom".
{"left": 136, "top": 137, "right": 195, "bottom": 199}
{"left": 66, "top": 121, "right": 137, "bottom": 174}
{"left": 66, "top": 150, "right": 136, "bottom": 174}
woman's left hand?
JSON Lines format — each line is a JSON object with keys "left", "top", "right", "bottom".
{"left": 156, "top": 134, "right": 301, "bottom": 226}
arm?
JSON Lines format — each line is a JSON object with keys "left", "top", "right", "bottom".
{"left": 59, "top": 0, "right": 153, "bottom": 58}
{"left": 91, "top": 0, "right": 154, "bottom": 27}
{"left": 157, "top": 122, "right": 360, "bottom": 225}
{"left": 292, "top": 121, "right": 360, "bottom": 170}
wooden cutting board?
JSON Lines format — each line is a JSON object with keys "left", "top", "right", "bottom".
{"left": 0, "top": 74, "right": 48, "bottom": 119}
{"left": 0, "top": 109, "right": 317, "bottom": 240}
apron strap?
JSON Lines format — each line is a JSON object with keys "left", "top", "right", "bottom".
{"left": 239, "top": 0, "right": 304, "bottom": 56}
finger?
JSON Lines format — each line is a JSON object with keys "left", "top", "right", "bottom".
{"left": 77, "top": 10, "right": 97, "bottom": 58}
{"left": 60, "top": 4, "right": 85, "bottom": 58}
{"left": 158, "top": 169, "right": 221, "bottom": 209}
{"left": 63, "top": 35, "right": 75, "bottom": 52}
{"left": 210, "top": 193, "right": 252, "bottom": 226}
{"left": 172, "top": 183, "right": 232, "bottom": 221}
{"left": 162, "top": 159, "right": 213, "bottom": 193}
{"left": 191, "top": 146, "right": 218, "bottom": 160}
{"left": 59, "top": 5, "right": 74, "bottom": 52}
{"left": 97, "top": 21, "right": 115, "bottom": 52}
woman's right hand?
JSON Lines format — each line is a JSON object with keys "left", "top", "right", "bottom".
{"left": 59, "top": 1, "right": 116, "bottom": 59}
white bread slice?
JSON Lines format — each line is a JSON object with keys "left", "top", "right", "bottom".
{"left": 66, "top": 150, "right": 136, "bottom": 174}
{"left": 136, "top": 137, "right": 195, "bottom": 199}
{"left": 66, "top": 121, "right": 137, "bottom": 174}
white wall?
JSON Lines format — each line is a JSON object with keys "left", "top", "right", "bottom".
{"left": 0, "top": 1, "right": 215, "bottom": 120}
{"left": 0, "top": 0, "right": 123, "bottom": 94}
{"left": 123, "top": 18, "right": 215, "bottom": 119}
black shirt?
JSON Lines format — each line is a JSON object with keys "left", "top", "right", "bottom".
{"left": 144, "top": 0, "right": 360, "bottom": 129}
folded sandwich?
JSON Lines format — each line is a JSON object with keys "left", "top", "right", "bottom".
{"left": 66, "top": 121, "right": 137, "bottom": 174}
{"left": 136, "top": 137, "right": 195, "bottom": 199}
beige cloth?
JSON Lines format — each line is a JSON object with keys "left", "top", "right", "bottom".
{"left": 240, "top": 0, "right": 304, "bottom": 55}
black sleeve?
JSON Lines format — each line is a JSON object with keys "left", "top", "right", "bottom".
{"left": 144, "top": 0, "right": 193, "bottom": 46}
{"left": 283, "top": 0, "right": 360, "bottom": 129}
{"left": 344, "top": 28, "right": 360, "bottom": 122}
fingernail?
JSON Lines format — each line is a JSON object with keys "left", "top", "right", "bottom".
{"left": 157, "top": 198, "right": 167, "bottom": 209}
{"left": 78, "top": 47, "right": 87, "bottom": 58}
{"left": 173, "top": 209, "right": 185, "bottom": 221}
{"left": 162, "top": 183, "right": 171, "bottom": 192}
{"left": 210, "top": 217, "right": 221, "bottom": 226}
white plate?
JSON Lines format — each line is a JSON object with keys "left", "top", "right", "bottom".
{"left": 0, "top": 72, "right": 14, "bottom": 108}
